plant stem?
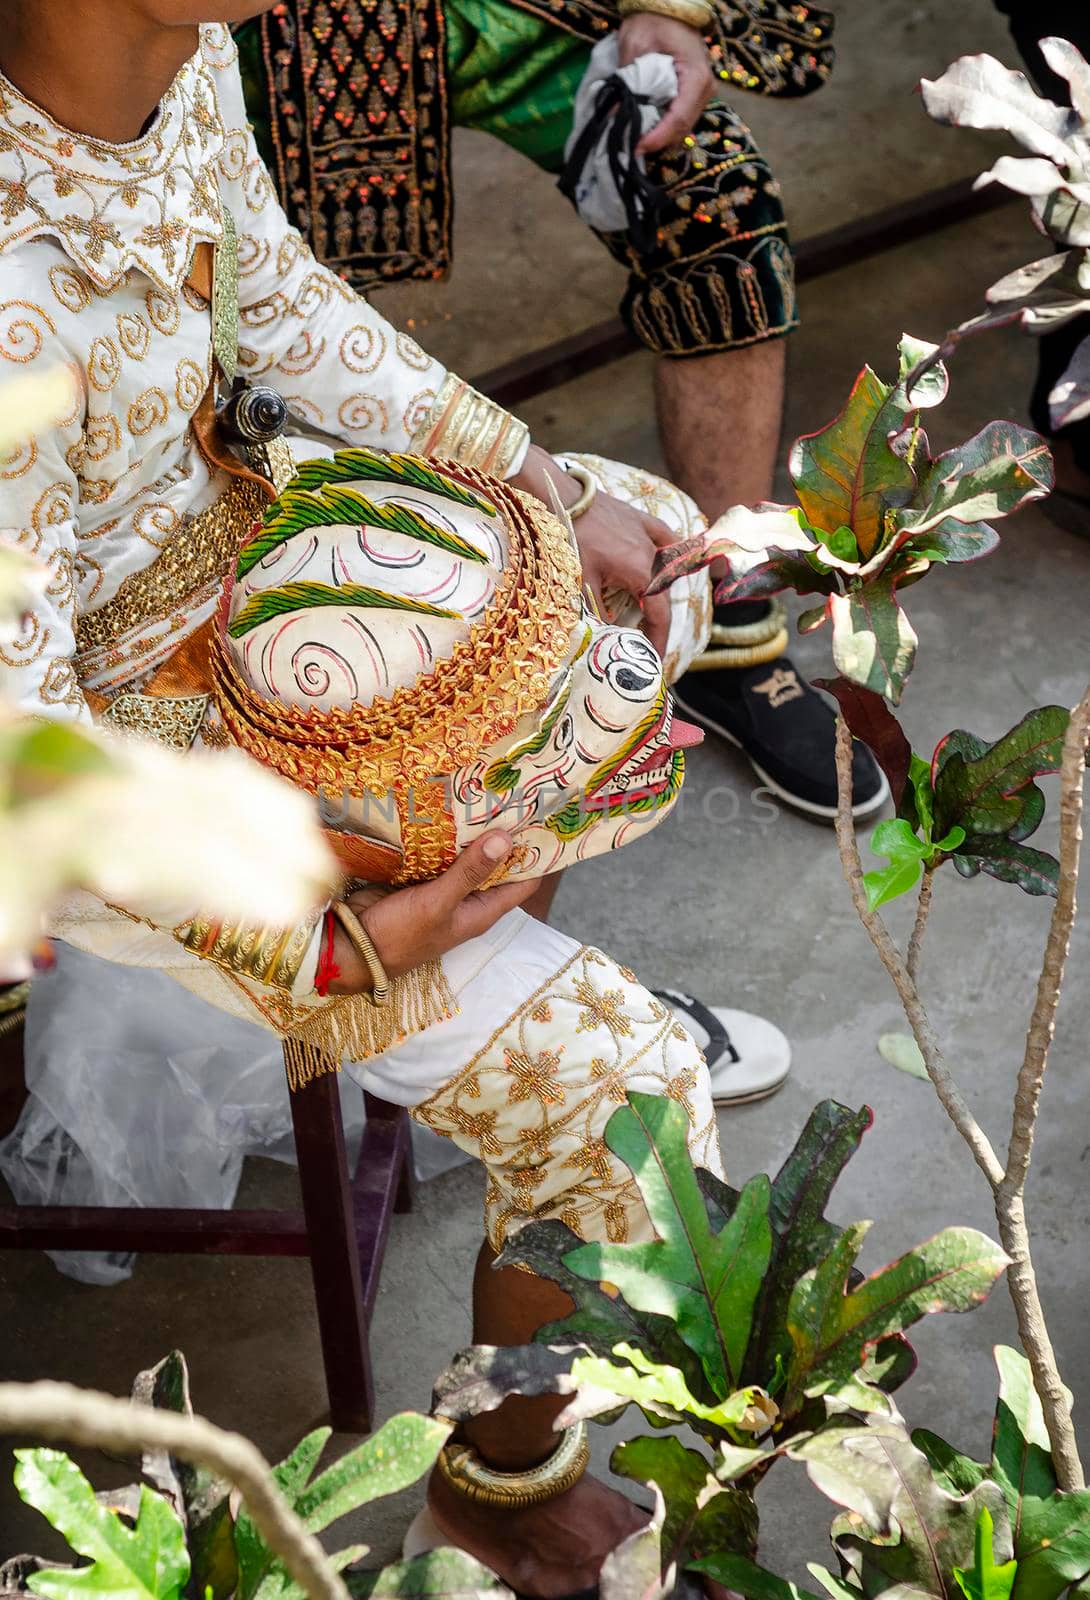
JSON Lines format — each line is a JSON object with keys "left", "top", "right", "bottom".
{"left": 833, "top": 716, "right": 1004, "bottom": 1189}
{"left": 906, "top": 870, "right": 934, "bottom": 986}
{"left": 1004, "top": 691, "right": 1090, "bottom": 1196}
{"left": 0, "top": 1380, "right": 349, "bottom": 1600}
{"left": 992, "top": 689, "right": 1090, "bottom": 1490}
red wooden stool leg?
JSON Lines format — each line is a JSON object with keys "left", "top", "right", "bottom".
{"left": 291, "top": 1072, "right": 375, "bottom": 1433}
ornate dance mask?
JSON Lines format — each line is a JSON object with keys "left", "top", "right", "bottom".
{"left": 212, "top": 450, "right": 701, "bottom": 884}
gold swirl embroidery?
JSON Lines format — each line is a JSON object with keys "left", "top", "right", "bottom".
{"left": 83, "top": 412, "right": 122, "bottom": 463}
{"left": 218, "top": 129, "right": 249, "bottom": 184}
{"left": 132, "top": 499, "right": 182, "bottom": 548}
{"left": 175, "top": 357, "right": 207, "bottom": 412}
{"left": 338, "top": 393, "right": 388, "bottom": 435}
{"left": 236, "top": 235, "right": 271, "bottom": 278}
{"left": 48, "top": 265, "right": 94, "bottom": 314}
{"left": 0, "top": 438, "right": 36, "bottom": 479}
{"left": 40, "top": 656, "right": 83, "bottom": 710}
{"left": 395, "top": 332, "right": 433, "bottom": 372}
{"left": 32, "top": 481, "right": 75, "bottom": 531}
{"left": 339, "top": 324, "right": 385, "bottom": 375}
{"left": 0, "top": 300, "right": 57, "bottom": 364}
{"left": 87, "top": 335, "right": 120, "bottom": 392}
{"left": 127, "top": 386, "right": 169, "bottom": 437}
{"left": 278, "top": 331, "right": 326, "bottom": 375}
{"left": 116, "top": 312, "right": 150, "bottom": 361}
{"left": 404, "top": 388, "right": 437, "bottom": 437}
{"left": 145, "top": 288, "right": 180, "bottom": 337}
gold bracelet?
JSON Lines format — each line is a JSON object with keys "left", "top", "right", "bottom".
{"left": 564, "top": 463, "right": 598, "bottom": 520}
{"left": 409, "top": 374, "right": 530, "bottom": 479}
{"left": 617, "top": 0, "right": 714, "bottom": 28}
{"left": 436, "top": 1421, "right": 589, "bottom": 1510}
{"left": 179, "top": 914, "right": 317, "bottom": 993}
{"left": 331, "top": 902, "right": 390, "bottom": 1005}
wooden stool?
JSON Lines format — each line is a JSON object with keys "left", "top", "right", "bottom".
{"left": 0, "top": 1006, "right": 411, "bottom": 1433}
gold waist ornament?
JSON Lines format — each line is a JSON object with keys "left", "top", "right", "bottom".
{"left": 76, "top": 477, "right": 268, "bottom": 658}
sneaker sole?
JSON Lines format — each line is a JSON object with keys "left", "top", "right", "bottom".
{"left": 672, "top": 690, "right": 890, "bottom": 823}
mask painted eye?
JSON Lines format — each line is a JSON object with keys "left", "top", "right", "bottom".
{"left": 555, "top": 712, "right": 575, "bottom": 751}
{"left": 604, "top": 632, "right": 662, "bottom": 701}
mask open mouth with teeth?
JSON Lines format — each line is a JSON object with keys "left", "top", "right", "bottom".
{"left": 212, "top": 447, "right": 700, "bottom": 883}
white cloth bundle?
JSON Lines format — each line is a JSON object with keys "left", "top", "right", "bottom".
{"left": 562, "top": 36, "right": 678, "bottom": 236}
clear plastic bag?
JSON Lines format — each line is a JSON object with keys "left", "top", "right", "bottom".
{"left": 0, "top": 942, "right": 466, "bottom": 1284}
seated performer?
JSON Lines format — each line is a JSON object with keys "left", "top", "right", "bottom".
{"left": 238, "top": 0, "right": 886, "bottom": 819}
{"left": 0, "top": 2, "right": 760, "bottom": 1591}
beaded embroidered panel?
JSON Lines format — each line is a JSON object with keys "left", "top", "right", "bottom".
{"left": 259, "top": 0, "right": 454, "bottom": 288}
{"left": 254, "top": 0, "right": 831, "bottom": 290}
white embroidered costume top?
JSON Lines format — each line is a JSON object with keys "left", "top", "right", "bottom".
{"left": 0, "top": 24, "right": 482, "bottom": 723}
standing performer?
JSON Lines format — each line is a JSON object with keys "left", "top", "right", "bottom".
{"left": 240, "top": 0, "right": 887, "bottom": 820}
{"left": 0, "top": 5, "right": 791, "bottom": 1590}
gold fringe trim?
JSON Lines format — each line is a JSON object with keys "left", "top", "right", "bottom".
{"left": 282, "top": 960, "right": 457, "bottom": 1091}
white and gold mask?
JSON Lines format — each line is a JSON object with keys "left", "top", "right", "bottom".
{"left": 213, "top": 449, "right": 701, "bottom": 883}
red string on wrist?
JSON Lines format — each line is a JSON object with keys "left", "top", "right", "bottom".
{"left": 314, "top": 907, "right": 340, "bottom": 997}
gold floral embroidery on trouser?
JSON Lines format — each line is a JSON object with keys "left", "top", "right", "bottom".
{"left": 412, "top": 946, "right": 723, "bottom": 1250}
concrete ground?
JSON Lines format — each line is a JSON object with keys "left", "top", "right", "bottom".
{"left": 4, "top": 0, "right": 1090, "bottom": 1581}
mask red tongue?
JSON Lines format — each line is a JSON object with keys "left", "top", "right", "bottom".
{"left": 669, "top": 716, "right": 704, "bottom": 752}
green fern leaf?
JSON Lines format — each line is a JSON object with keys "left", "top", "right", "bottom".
{"left": 227, "top": 580, "right": 459, "bottom": 639}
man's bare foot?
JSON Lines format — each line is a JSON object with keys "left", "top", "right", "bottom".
{"left": 427, "top": 1469, "right": 738, "bottom": 1598}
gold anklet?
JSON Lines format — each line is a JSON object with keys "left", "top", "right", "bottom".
{"left": 686, "top": 625, "right": 789, "bottom": 671}
{"left": 708, "top": 599, "right": 787, "bottom": 649}
{"left": 436, "top": 1421, "right": 589, "bottom": 1509}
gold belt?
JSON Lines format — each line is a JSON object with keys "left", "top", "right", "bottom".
{"left": 76, "top": 476, "right": 268, "bottom": 656}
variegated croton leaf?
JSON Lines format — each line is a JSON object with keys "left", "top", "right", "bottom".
{"left": 648, "top": 336, "right": 1051, "bottom": 703}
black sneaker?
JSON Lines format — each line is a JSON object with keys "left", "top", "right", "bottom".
{"left": 673, "top": 656, "right": 889, "bottom": 821}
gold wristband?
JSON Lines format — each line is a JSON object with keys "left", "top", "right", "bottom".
{"left": 331, "top": 903, "right": 390, "bottom": 1005}
{"left": 564, "top": 463, "right": 598, "bottom": 520}
{"left": 617, "top": 0, "right": 714, "bottom": 28}
{"left": 409, "top": 374, "right": 530, "bottom": 479}
{"left": 436, "top": 1422, "right": 589, "bottom": 1510}
{"left": 180, "top": 914, "right": 317, "bottom": 993}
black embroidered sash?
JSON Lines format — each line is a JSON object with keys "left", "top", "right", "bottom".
{"left": 256, "top": 0, "right": 833, "bottom": 290}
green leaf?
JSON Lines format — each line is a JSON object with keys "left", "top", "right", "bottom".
{"left": 818, "top": 526, "right": 861, "bottom": 563}
{"left": 228, "top": 580, "right": 458, "bottom": 638}
{"left": 688, "top": 1553, "right": 826, "bottom": 1600}
{"left": 784, "top": 1226, "right": 1008, "bottom": 1407}
{"left": 933, "top": 709, "right": 1070, "bottom": 840}
{"left": 236, "top": 1416, "right": 448, "bottom": 1600}
{"left": 988, "top": 1347, "right": 1090, "bottom": 1600}
{"left": 743, "top": 1101, "right": 875, "bottom": 1389}
{"left": 569, "top": 1345, "right": 762, "bottom": 1434}
{"left": 343, "top": 1548, "right": 513, "bottom": 1596}
{"left": 613, "top": 1434, "right": 758, "bottom": 1572}
{"left": 564, "top": 1095, "right": 773, "bottom": 1396}
{"left": 499, "top": 1220, "right": 708, "bottom": 1393}
{"left": 830, "top": 577, "right": 918, "bottom": 704}
{"left": 714, "top": 550, "right": 839, "bottom": 606}
{"left": 952, "top": 839, "right": 1060, "bottom": 897}
{"left": 132, "top": 1351, "right": 236, "bottom": 1600}
{"left": 598, "top": 1487, "right": 672, "bottom": 1600}
{"left": 900, "top": 423, "right": 1053, "bottom": 538}
{"left": 912, "top": 1429, "right": 989, "bottom": 1498}
{"left": 234, "top": 1430, "right": 330, "bottom": 1600}
{"left": 954, "top": 1508, "right": 1019, "bottom": 1600}
{"left": 900, "top": 522, "right": 1000, "bottom": 564}
{"left": 899, "top": 751, "right": 937, "bottom": 835}
{"left": 15, "top": 1450, "right": 189, "bottom": 1600}
{"left": 863, "top": 819, "right": 930, "bottom": 911}
{"left": 796, "top": 1421, "right": 1012, "bottom": 1600}
{"left": 789, "top": 366, "right": 916, "bottom": 556}
{"left": 878, "top": 1033, "right": 930, "bottom": 1080}
{"left": 295, "top": 1413, "right": 450, "bottom": 1532}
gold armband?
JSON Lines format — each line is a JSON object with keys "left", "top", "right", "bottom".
{"left": 617, "top": 0, "right": 714, "bottom": 26}
{"left": 180, "top": 914, "right": 318, "bottom": 994}
{"left": 409, "top": 374, "right": 530, "bottom": 478}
